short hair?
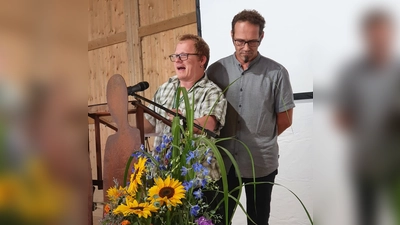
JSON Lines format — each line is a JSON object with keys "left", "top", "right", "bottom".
{"left": 362, "top": 8, "right": 393, "bottom": 32}
{"left": 232, "top": 9, "right": 265, "bottom": 37}
{"left": 178, "top": 34, "right": 210, "bottom": 69}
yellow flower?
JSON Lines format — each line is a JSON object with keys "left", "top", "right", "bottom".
{"left": 121, "top": 220, "right": 131, "bottom": 225}
{"left": 106, "top": 186, "right": 125, "bottom": 202}
{"left": 113, "top": 198, "right": 157, "bottom": 218}
{"left": 127, "top": 157, "right": 147, "bottom": 194}
{"left": 148, "top": 176, "right": 186, "bottom": 209}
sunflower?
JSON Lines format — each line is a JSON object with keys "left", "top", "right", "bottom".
{"left": 113, "top": 197, "right": 158, "bottom": 218}
{"left": 106, "top": 186, "right": 125, "bottom": 202}
{"left": 148, "top": 176, "right": 186, "bottom": 209}
{"left": 127, "top": 157, "right": 147, "bottom": 194}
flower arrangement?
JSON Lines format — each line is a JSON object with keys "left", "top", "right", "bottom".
{"left": 101, "top": 87, "right": 314, "bottom": 225}
{"left": 101, "top": 88, "right": 226, "bottom": 225}
{"left": 101, "top": 136, "right": 221, "bottom": 225}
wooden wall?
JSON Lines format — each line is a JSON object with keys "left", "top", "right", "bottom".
{"left": 88, "top": 0, "right": 198, "bottom": 184}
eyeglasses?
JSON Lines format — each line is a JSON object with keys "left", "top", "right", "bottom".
{"left": 233, "top": 39, "right": 260, "bottom": 47}
{"left": 169, "top": 53, "right": 200, "bottom": 62}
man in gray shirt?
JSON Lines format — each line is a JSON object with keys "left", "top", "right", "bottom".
{"left": 207, "top": 9, "right": 295, "bottom": 225}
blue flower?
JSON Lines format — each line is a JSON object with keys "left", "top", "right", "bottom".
{"left": 161, "top": 142, "right": 166, "bottom": 149}
{"left": 131, "top": 151, "right": 144, "bottom": 158}
{"left": 204, "top": 148, "right": 211, "bottom": 155}
{"left": 155, "top": 145, "right": 161, "bottom": 153}
{"left": 186, "top": 151, "right": 195, "bottom": 164}
{"left": 183, "top": 180, "right": 193, "bottom": 191}
{"left": 201, "top": 178, "right": 207, "bottom": 188}
{"left": 202, "top": 168, "right": 209, "bottom": 176}
{"left": 140, "top": 144, "right": 145, "bottom": 151}
{"left": 206, "top": 156, "right": 212, "bottom": 164}
{"left": 165, "top": 150, "right": 172, "bottom": 160}
{"left": 190, "top": 205, "right": 201, "bottom": 216}
{"left": 193, "top": 189, "right": 203, "bottom": 199}
{"left": 181, "top": 166, "right": 189, "bottom": 176}
{"left": 192, "top": 162, "right": 203, "bottom": 173}
{"left": 159, "top": 165, "right": 167, "bottom": 171}
{"left": 191, "top": 140, "right": 195, "bottom": 147}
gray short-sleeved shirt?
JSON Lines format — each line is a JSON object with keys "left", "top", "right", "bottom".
{"left": 207, "top": 53, "right": 295, "bottom": 178}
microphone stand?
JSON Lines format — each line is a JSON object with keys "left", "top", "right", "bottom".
{"left": 130, "top": 93, "right": 217, "bottom": 138}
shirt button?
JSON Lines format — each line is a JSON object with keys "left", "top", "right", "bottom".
{"left": 240, "top": 88, "right": 243, "bottom": 91}
{"left": 239, "top": 105, "right": 241, "bottom": 107}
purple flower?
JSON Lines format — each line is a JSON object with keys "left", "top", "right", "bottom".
{"left": 190, "top": 205, "right": 200, "bottom": 216}
{"left": 195, "top": 216, "right": 214, "bottom": 225}
{"left": 140, "top": 144, "right": 145, "bottom": 151}
{"left": 193, "top": 189, "right": 203, "bottom": 199}
{"left": 155, "top": 145, "right": 161, "bottom": 153}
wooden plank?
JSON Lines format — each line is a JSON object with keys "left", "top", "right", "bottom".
{"left": 88, "top": 42, "right": 129, "bottom": 105}
{"left": 88, "top": 0, "right": 126, "bottom": 41}
{"left": 138, "top": 11, "right": 196, "bottom": 37}
{"left": 88, "top": 31, "right": 127, "bottom": 51}
{"left": 124, "top": 0, "right": 144, "bottom": 86}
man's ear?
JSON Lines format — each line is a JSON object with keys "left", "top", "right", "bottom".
{"left": 201, "top": 55, "right": 207, "bottom": 66}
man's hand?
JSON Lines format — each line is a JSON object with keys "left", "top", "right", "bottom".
{"left": 277, "top": 109, "right": 293, "bottom": 135}
{"left": 167, "top": 109, "right": 183, "bottom": 121}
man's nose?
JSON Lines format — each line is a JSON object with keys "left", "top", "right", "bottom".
{"left": 175, "top": 56, "right": 183, "bottom": 62}
{"left": 243, "top": 42, "right": 250, "bottom": 50}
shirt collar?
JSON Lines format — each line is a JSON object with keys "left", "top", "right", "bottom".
{"left": 168, "top": 74, "right": 208, "bottom": 90}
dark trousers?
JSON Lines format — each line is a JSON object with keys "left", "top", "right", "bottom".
{"left": 207, "top": 166, "right": 277, "bottom": 225}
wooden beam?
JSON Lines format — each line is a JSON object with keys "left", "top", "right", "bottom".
{"left": 125, "top": 0, "right": 144, "bottom": 86}
{"left": 138, "top": 11, "right": 197, "bottom": 38}
{"left": 88, "top": 31, "right": 127, "bottom": 51}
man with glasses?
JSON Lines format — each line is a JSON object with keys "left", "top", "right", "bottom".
{"left": 207, "top": 10, "right": 295, "bottom": 225}
{"left": 143, "top": 34, "right": 227, "bottom": 149}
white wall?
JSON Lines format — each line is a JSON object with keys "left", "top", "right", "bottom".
{"left": 232, "top": 100, "right": 313, "bottom": 225}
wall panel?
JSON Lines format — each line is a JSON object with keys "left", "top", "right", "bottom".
{"left": 88, "top": 0, "right": 126, "bottom": 41}
{"left": 88, "top": 42, "right": 130, "bottom": 105}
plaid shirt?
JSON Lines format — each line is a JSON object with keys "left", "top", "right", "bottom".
{"left": 145, "top": 75, "right": 227, "bottom": 148}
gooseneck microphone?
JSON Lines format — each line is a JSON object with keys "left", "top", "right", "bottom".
{"left": 127, "top": 81, "right": 149, "bottom": 95}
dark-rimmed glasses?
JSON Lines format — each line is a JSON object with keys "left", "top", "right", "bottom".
{"left": 233, "top": 39, "right": 260, "bottom": 47}
{"left": 169, "top": 53, "right": 200, "bottom": 62}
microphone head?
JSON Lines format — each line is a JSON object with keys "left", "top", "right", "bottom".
{"left": 140, "top": 81, "right": 149, "bottom": 90}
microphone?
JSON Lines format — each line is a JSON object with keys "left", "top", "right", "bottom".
{"left": 127, "top": 81, "right": 149, "bottom": 95}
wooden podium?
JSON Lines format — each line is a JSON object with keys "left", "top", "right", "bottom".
{"left": 88, "top": 99, "right": 171, "bottom": 190}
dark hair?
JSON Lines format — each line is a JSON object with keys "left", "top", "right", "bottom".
{"left": 178, "top": 34, "right": 210, "bottom": 69}
{"left": 362, "top": 8, "right": 393, "bottom": 31}
{"left": 232, "top": 9, "right": 265, "bottom": 37}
